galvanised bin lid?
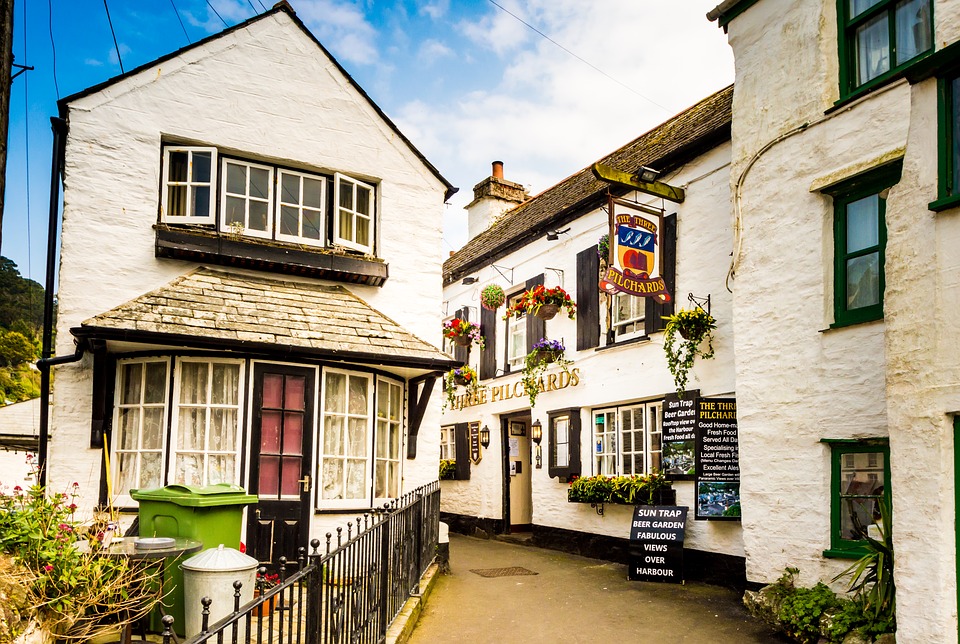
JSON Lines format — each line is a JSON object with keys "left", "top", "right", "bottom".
{"left": 130, "top": 483, "right": 258, "bottom": 507}
{"left": 182, "top": 544, "right": 258, "bottom": 572}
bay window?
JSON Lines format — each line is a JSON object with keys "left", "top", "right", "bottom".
{"left": 114, "top": 358, "right": 170, "bottom": 498}
{"left": 375, "top": 378, "right": 403, "bottom": 500}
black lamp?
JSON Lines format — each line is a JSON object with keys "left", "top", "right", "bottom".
{"left": 531, "top": 420, "right": 543, "bottom": 469}
{"left": 636, "top": 166, "right": 660, "bottom": 183}
{"left": 479, "top": 425, "right": 490, "bottom": 448}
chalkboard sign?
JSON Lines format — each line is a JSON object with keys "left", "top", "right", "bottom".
{"left": 661, "top": 390, "right": 699, "bottom": 480}
{"left": 628, "top": 506, "right": 688, "bottom": 583}
{"left": 695, "top": 398, "right": 741, "bottom": 521}
{"left": 469, "top": 422, "right": 482, "bottom": 464}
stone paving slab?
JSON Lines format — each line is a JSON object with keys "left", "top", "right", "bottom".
{"left": 408, "top": 534, "right": 785, "bottom": 644}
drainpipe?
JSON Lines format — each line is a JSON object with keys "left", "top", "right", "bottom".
{"left": 37, "top": 116, "right": 67, "bottom": 486}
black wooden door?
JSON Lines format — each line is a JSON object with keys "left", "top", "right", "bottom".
{"left": 247, "top": 364, "right": 314, "bottom": 568}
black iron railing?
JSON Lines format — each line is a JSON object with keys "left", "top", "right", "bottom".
{"left": 171, "top": 481, "right": 441, "bottom": 644}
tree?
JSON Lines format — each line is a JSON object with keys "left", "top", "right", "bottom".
{"left": 0, "top": 256, "right": 45, "bottom": 333}
{"left": 0, "top": 330, "right": 35, "bottom": 367}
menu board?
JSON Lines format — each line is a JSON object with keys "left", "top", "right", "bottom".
{"left": 661, "top": 390, "right": 699, "bottom": 480}
{"left": 469, "top": 421, "right": 481, "bottom": 464}
{"left": 694, "top": 398, "right": 741, "bottom": 521}
{"left": 628, "top": 506, "right": 688, "bottom": 583}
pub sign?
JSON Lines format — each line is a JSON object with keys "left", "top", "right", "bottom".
{"left": 600, "top": 197, "right": 671, "bottom": 302}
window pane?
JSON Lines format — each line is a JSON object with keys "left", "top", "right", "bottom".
{"left": 348, "top": 376, "right": 367, "bottom": 415}
{"left": 176, "top": 454, "right": 204, "bottom": 486}
{"left": 280, "top": 206, "right": 299, "bottom": 236}
{"left": 357, "top": 186, "right": 370, "bottom": 215}
{"left": 280, "top": 456, "right": 301, "bottom": 496}
{"left": 168, "top": 185, "right": 187, "bottom": 217}
{"left": 839, "top": 451, "right": 886, "bottom": 540}
{"left": 119, "top": 408, "right": 139, "bottom": 449}
{"left": 304, "top": 209, "right": 322, "bottom": 239}
{"left": 226, "top": 162, "right": 246, "bottom": 195}
{"left": 259, "top": 455, "right": 280, "bottom": 497}
{"left": 847, "top": 252, "right": 880, "bottom": 309}
{"left": 224, "top": 197, "right": 245, "bottom": 226}
{"left": 263, "top": 374, "right": 283, "bottom": 408}
{"left": 346, "top": 459, "right": 366, "bottom": 498}
{"left": 304, "top": 178, "right": 323, "bottom": 209}
{"left": 322, "top": 460, "right": 343, "bottom": 499}
{"left": 339, "top": 181, "right": 353, "bottom": 209}
{"left": 325, "top": 373, "right": 345, "bottom": 412}
{"left": 249, "top": 200, "right": 268, "bottom": 231}
{"left": 143, "top": 409, "right": 164, "bottom": 449}
{"left": 347, "top": 418, "right": 366, "bottom": 456}
{"left": 283, "top": 413, "right": 303, "bottom": 454}
{"left": 211, "top": 364, "right": 239, "bottom": 405}
{"left": 339, "top": 209, "right": 353, "bottom": 239}
{"left": 324, "top": 416, "right": 343, "bottom": 454}
{"left": 846, "top": 195, "right": 879, "bottom": 252}
{"left": 281, "top": 173, "right": 300, "bottom": 204}
{"left": 192, "top": 152, "right": 211, "bottom": 182}
{"left": 356, "top": 216, "right": 370, "bottom": 247}
{"left": 118, "top": 453, "right": 138, "bottom": 494}
{"left": 208, "top": 455, "right": 233, "bottom": 484}
{"left": 178, "top": 408, "right": 205, "bottom": 450}
{"left": 168, "top": 151, "right": 188, "bottom": 182}
{"left": 856, "top": 13, "right": 890, "bottom": 84}
{"left": 180, "top": 362, "right": 208, "bottom": 404}
{"left": 191, "top": 186, "right": 210, "bottom": 219}
{"left": 285, "top": 376, "right": 306, "bottom": 411}
{"left": 261, "top": 411, "right": 281, "bottom": 452}
{"left": 250, "top": 168, "right": 270, "bottom": 200}
{"left": 953, "top": 77, "right": 960, "bottom": 195}
{"left": 895, "top": 0, "right": 931, "bottom": 65}
{"left": 389, "top": 384, "right": 401, "bottom": 420}
{"left": 850, "top": 0, "right": 883, "bottom": 17}
{"left": 210, "top": 408, "right": 236, "bottom": 451}
{"left": 122, "top": 363, "right": 143, "bottom": 404}
{"left": 140, "top": 453, "right": 163, "bottom": 488}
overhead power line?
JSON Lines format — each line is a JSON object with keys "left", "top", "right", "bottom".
{"left": 206, "top": 1, "right": 229, "bottom": 28}
{"left": 102, "top": 0, "right": 124, "bottom": 73}
{"left": 485, "top": 0, "right": 671, "bottom": 114}
{"left": 47, "top": 0, "right": 58, "bottom": 98}
{"left": 169, "top": 0, "right": 191, "bottom": 44}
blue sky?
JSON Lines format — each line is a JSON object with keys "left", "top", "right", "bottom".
{"left": 3, "top": 0, "right": 733, "bottom": 284}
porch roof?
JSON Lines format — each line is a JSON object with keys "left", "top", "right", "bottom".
{"left": 72, "top": 267, "right": 457, "bottom": 371}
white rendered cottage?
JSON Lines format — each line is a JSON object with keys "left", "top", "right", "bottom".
{"left": 710, "top": 0, "right": 960, "bottom": 639}
{"left": 46, "top": 3, "right": 456, "bottom": 567}
{"left": 439, "top": 87, "right": 747, "bottom": 586}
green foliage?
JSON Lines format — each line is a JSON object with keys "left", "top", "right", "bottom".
{"left": 0, "top": 365, "right": 40, "bottom": 403}
{"left": 0, "top": 257, "right": 44, "bottom": 334}
{"left": 0, "top": 331, "right": 36, "bottom": 368}
{"left": 833, "top": 500, "right": 896, "bottom": 631}
{"left": 439, "top": 459, "right": 457, "bottom": 480}
{"left": 722, "top": 501, "right": 741, "bottom": 517}
{"left": 0, "top": 257, "right": 46, "bottom": 405}
{"left": 662, "top": 308, "right": 716, "bottom": 396}
{"left": 777, "top": 582, "right": 839, "bottom": 643}
{"left": 568, "top": 472, "right": 669, "bottom": 505}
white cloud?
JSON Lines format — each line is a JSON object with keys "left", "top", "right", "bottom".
{"left": 183, "top": 0, "right": 255, "bottom": 34}
{"left": 84, "top": 58, "right": 104, "bottom": 67}
{"left": 418, "top": 0, "right": 449, "bottom": 20}
{"left": 457, "top": 0, "right": 530, "bottom": 56}
{"left": 417, "top": 39, "right": 454, "bottom": 64}
{"left": 292, "top": 0, "right": 381, "bottom": 66}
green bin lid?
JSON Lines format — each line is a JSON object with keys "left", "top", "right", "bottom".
{"left": 130, "top": 483, "right": 258, "bottom": 507}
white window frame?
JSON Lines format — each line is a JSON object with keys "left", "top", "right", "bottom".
{"left": 333, "top": 172, "right": 376, "bottom": 254}
{"left": 506, "top": 292, "right": 526, "bottom": 369}
{"left": 440, "top": 425, "right": 456, "bottom": 461}
{"left": 553, "top": 415, "right": 570, "bottom": 468}
{"left": 612, "top": 292, "right": 645, "bottom": 339}
{"left": 275, "top": 168, "right": 326, "bottom": 247}
{"left": 593, "top": 401, "right": 662, "bottom": 476}
{"left": 374, "top": 377, "right": 404, "bottom": 504}
{"left": 160, "top": 146, "right": 218, "bottom": 224}
{"left": 317, "top": 368, "right": 375, "bottom": 510}
{"left": 168, "top": 358, "right": 246, "bottom": 488}
{"left": 220, "top": 158, "right": 275, "bottom": 240}
{"left": 112, "top": 357, "right": 171, "bottom": 506}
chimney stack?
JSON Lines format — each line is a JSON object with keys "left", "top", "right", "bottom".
{"left": 464, "top": 161, "right": 528, "bottom": 242}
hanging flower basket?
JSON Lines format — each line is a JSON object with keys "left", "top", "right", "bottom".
{"left": 444, "top": 365, "right": 480, "bottom": 409}
{"left": 503, "top": 285, "right": 576, "bottom": 320}
{"left": 442, "top": 318, "right": 485, "bottom": 350}
{"left": 662, "top": 308, "right": 716, "bottom": 396}
{"left": 480, "top": 284, "right": 506, "bottom": 311}
{"left": 453, "top": 335, "right": 471, "bottom": 347}
{"left": 521, "top": 339, "right": 570, "bottom": 407}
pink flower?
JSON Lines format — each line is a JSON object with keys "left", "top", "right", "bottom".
{"left": 68, "top": 504, "right": 77, "bottom": 511}
{"left": 43, "top": 564, "right": 53, "bottom": 572}
{"left": 13, "top": 486, "right": 21, "bottom": 492}
{"left": 72, "top": 482, "right": 79, "bottom": 489}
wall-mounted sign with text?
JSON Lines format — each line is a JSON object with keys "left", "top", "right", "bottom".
{"left": 694, "top": 398, "right": 741, "bottom": 521}
{"left": 469, "top": 421, "right": 482, "bottom": 464}
{"left": 662, "top": 390, "right": 699, "bottom": 481}
{"left": 600, "top": 197, "right": 671, "bottom": 302}
{"left": 447, "top": 368, "right": 581, "bottom": 412}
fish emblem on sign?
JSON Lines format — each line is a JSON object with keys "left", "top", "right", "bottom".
{"left": 600, "top": 198, "right": 671, "bottom": 302}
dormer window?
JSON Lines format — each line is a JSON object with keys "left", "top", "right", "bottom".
{"left": 161, "top": 147, "right": 217, "bottom": 224}
{"left": 334, "top": 173, "right": 375, "bottom": 254}
{"left": 221, "top": 159, "right": 274, "bottom": 240}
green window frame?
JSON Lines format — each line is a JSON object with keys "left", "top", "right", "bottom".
{"left": 828, "top": 162, "right": 901, "bottom": 327}
{"left": 822, "top": 439, "right": 891, "bottom": 558}
{"left": 931, "top": 72, "right": 960, "bottom": 211}
{"left": 837, "top": 0, "right": 933, "bottom": 100}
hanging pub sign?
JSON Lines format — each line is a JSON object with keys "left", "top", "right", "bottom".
{"left": 599, "top": 197, "right": 672, "bottom": 302}
{"left": 469, "top": 421, "right": 482, "bottom": 464}
{"left": 628, "top": 505, "right": 688, "bottom": 583}
{"left": 661, "top": 390, "right": 699, "bottom": 481}
{"left": 694, "top": 398, "right": 741, "bottom": 521}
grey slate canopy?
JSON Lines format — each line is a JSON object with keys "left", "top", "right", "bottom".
{"left": 72, "top": 267, "right": 457, "bottom": 372}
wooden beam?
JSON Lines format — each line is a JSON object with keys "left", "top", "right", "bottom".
{"left": 592, "top": 163, "right": 685, "bottom": 203}
{"left": 406, "top": 374, "right": 438, "bottom": 459}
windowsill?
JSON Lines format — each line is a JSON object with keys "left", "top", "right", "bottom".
{"left": 829, "top": 52, "right": 933, "bottom": 113}
{"left": 155, "top": 224, "right": 388, "bottom": 286}
{"left": 823, "top": 547, "right": 867, "bottom": 560}
{"left": 595, "top": 335, "right": 651, "bottom": 352}
{"left": 929, "top": 194, "right": 960, "bottom": 212}
{"left": 822, "top": 314, "right": 884, "bottom": 332}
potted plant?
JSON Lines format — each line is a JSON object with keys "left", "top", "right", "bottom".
{"left": 442, "top": 318, "right": 485, "bottom": 349}
{"left": 520, "top": 338, "right": 570, "bottom": 407}
{"left": 503, "top": 285, "right": 577, "bottom": 321}
{"left": 597, "top": 233, "right": 609, "bottom": 263}
{"left": 253, "top": 570, "right": 281, "bottom": 617}
{"left": 439, "top": 459, "right": 456, "bottom": 481}
{"left": 567, "top": 472, "right": 673, "bottom": 505}
{"left": 662, "top": 308, "right": 716, "bottom": 396}
{"left": 480, "top": 284, "right": 506, "bottom": 311}
{"left": 443, "top": 365, "right": 479, "bottom": 409}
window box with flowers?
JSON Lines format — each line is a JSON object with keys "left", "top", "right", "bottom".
{"left": 503, "top": 285, "right": 577, "bottom": 321}
{"left": 567, "top": 472, "right": 675, "bottom": 506}
{"left": 443, "top": 318, "right": 485, "bottom": 349}
{"left": 444, "top": 365, "right": 480, "bottom": 408}
{"left": 521, "top": 338, "right": 571, "bottom": 407}
{"left": 480, "top": 284, "right": 506, "bottom": 311}
{"left": 662, "top": 308, "right": 716, "bottom": 396}
{"left": 439, "top": 459, "right": 457, "bottom": 480}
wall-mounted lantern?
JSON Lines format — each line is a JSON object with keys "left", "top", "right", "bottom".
{"left": 531, "top": 419, "right": 543, "bottom": 469}
{"left": 479, "top": 425, "right": 490, "bottom": 448}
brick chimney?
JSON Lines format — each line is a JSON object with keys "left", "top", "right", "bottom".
{"left": 465, "top": 161, "right": 528, "bottom": 241}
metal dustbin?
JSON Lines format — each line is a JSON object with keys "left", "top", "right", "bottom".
{"left": 131, "top": 484, "right": 257, "bottom": 635}
{"left": 182, "top": 545, "right": 257, "bottom": 638}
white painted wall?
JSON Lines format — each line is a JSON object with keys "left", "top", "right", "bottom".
{"left": 440, "top": 141, "right": 743, "bottom": 559}
{"left": 49, "top": 11, "right": 448, "bottom": 531}
{"left": 723, "top": 0, "right": 960, "bottom": 640}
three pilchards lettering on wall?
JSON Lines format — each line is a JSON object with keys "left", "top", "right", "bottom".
{"left": 695, "top": 398, "right": 741, "bottom": 521}
{"left": 628, "top": 506, "right": 688, "bottom": 583}
{"left": 600, "top": 197, "right": 671, "bottom": 301}
{"left": 662, "top": 390, "right": 699, "bottom": 481}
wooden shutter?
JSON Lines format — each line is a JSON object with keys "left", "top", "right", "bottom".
{"left": 576, "top": 245, "right": 600, "bottom": 351}
{"left": 548, "top": 408, "right": 581, "bottom": 481}
{"left": 453, "top": 307, "right": 469, "bottom": 364}
{"left": 480, "top": 304, "right": 497, "bottom": 380}
{"left": 645, "top": 213, "right": 677, "bottom": 335}
{"left": 90, "top": 347, "right": 114, "bottom": 449}
{"left": 454, "top": 422, "right": 471, "bottom": 480}
{"left": 525, "top": 274, "right": 545, "bottom": 353}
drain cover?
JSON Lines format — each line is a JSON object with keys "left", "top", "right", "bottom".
{"left": 469, "top": 567, "right": 538, "bottom": 578}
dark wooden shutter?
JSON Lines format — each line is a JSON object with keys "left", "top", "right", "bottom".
{"left": 525, "top": 274, "right": 545, "bottom": 352}
{"left": 548, "top": 408, "right": 581, "bottom": 481}
{"left": 453, "top": 307, "right": 469, "bottom": 364}
{"left": 576, "top": 245, "right": 600, "bottom": 351}
{"left": 480, "top": 304, "right": 497, "bottom": 380}
{"left": 454, "top": 422, "right": 471, "bottom": 480}
{"left": 645, "top": 213, "right": 677, "bottom": 335}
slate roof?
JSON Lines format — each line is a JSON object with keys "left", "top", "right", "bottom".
{"left": 73, "top": 267, "right": 456, "bottom": 370}
{"left": 443, "top": 85, "right": 734, "bottom": 285}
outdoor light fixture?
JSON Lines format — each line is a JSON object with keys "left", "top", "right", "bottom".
{"left": 546, "top": 227, "right": 570, "bottom": 241}
{"left": 462, "top": 277, "right": 478, "bottom": 285}
{"left": 480, "top": 425, "right": 490, "bottom": 448}
{"left": 636, "top": 166, "right": 660, "bottom": 183}
{"left": 531, "top": 420, "right": 543, "bottom": 469}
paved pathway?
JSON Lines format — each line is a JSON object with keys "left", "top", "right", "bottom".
{"left": 409, "top": 534, "right": 783, "bottom": 643}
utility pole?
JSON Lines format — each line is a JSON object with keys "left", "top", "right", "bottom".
{"left": 0, "top": 0, "right": 14, "bottom": 252}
